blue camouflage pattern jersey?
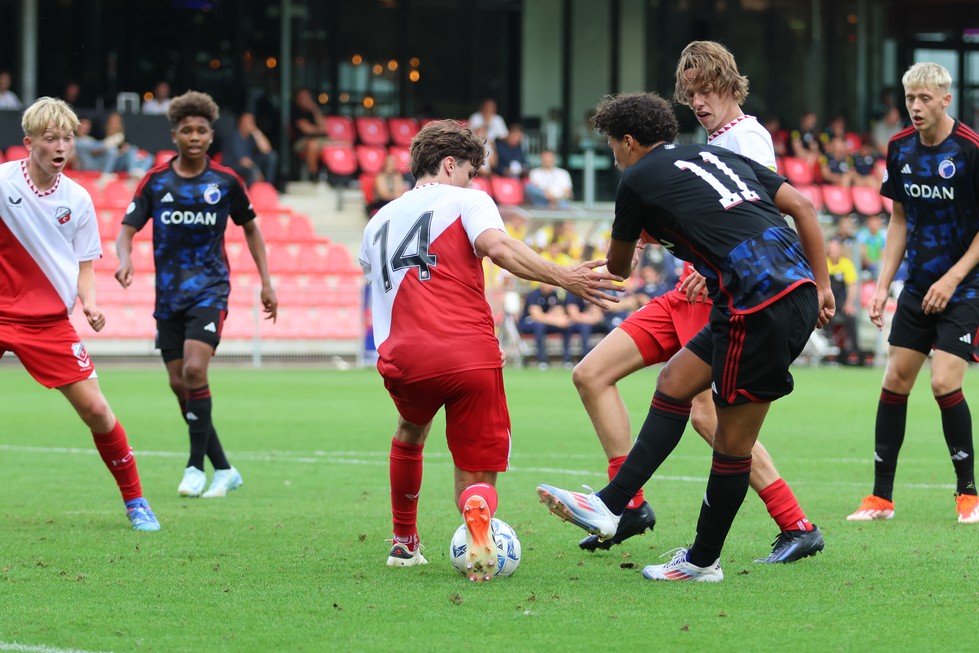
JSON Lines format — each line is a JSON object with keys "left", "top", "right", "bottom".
{"left": 881, "top": 121, "right": 979, "bottom": 303}
{"left": 611, "top": 143, "right": 815, "bottom": 314}
{"left": 122, "top": 158, "right": 256, "bottom": 319}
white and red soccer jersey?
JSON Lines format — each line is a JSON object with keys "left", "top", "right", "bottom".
{"left": 360, "top": 182, "right": 505, "bottom": 383}
{"left": 0, "top": 160, "right": 101, "bottom": 322}
{"left": 707, "top": 114, "right": 777, "bottom": 171}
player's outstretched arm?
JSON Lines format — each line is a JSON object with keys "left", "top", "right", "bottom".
{"left": 475, "top": 228, "right": 623, "bottom": 309}
{"left": 114, "top": 224, "right": 137, "bottom": 288}
{"left": 868, "top": 202, "right": 908, "bottom": 328}
{"left": 774, "top": 183, "right": 835, "bottom": 327}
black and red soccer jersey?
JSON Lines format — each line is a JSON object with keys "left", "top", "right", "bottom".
{"left": 881, "top": 121, "right": 979, "bottom": 303}
{"left": 122, "top": 158, "right": 255, "bottom": 319}
{"left": 611, "top": 143, "right": 815, "bottom": 314}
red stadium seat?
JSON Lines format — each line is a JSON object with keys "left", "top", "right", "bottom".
{"left": 851, "top": 186, "right": 883, "bottom": 217}
{"left": 470, "top": 175, "right": 493, "bottom": 198}
{"left": 388, "top": 145, "right": 411, "bottom": 174}
{"left": 326, "top": 244, "right": 358, "bottom": 273}
{"left": 795, "top": 184, "right": 824, "bottom": 213}
{"left": 781, "top": 156, "right": 815, "bottom": 186}
{"left": 360, "top": 173, "right": 376, "bottom": 206}
{"left": 258, "top": 214, "right": 289, "bottom": 242}
{"left": 490, "top": 176, "right": 525, "bottom": 206}
{"left": 296, "top": 242, "right": 330, "bottom": 274}
{"left": 355, "top": 144, "right": 387, "bottom": 175}
{"left": 321, "top": 143, "right": 358, "bottom": 178}
{"left": 323, "top": 115, "right": 355, "bottom": 143}
{"left": 100, "top": 179, "right": 135, "bottom": 209}
{"left": 5, "top": 145, "right": 29, "bottom": 161}
{"left": 388, "top": 117, "right": 419, "bottom": 146}
{"left": 822, "top": 184, "right": 854, "bottom": 216}
{"left": 355, "top": 116, "right": 389, "bottom": 146}
{"left": 287, "top": 214, "right": 317, "bottom": 241}
{"left": 248, "top": 181, "right": 281, "bottom": 212}
{"left": 154, "top": 149, "right": 178, "bottom": 167}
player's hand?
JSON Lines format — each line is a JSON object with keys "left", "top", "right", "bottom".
{"left": 815, "top": 285, "right": 836, "bottom": 329}
{"left": 566, "top": 259, "right": 624, "bottom": 310}
{"left": 114, "top": 261, "right": 134, "bottom": 288}
{"left": 499, "top": 346, "right": 507, "bottom": 366}
{"left": 922, "top": 277, "right": 956, "bottom": 315}
{"left": 867, "top": 285, "right": 889, "bottom": 330}
{"left": 261, "top": 285, "right": 278, "bottom": 323}
{"left": 83, "top": 305, "right": 105, "bottom": 332}
{"left": 680, "top": 272, "right": 709, "bottom": 303}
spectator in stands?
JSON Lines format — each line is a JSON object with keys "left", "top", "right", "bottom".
{"left": 763, "top": 115, "right": 789, "bottom": 158}
{"left": 103, "top": 112, "right": 153, "bottom": 180}
{"left": 633, "top": 264, "right": 672, "bottom": 304}
{"left": 468, "top": 98, "right": 508, "bottom": 143}
{"left": 819, "top": 136, "right": 856, "bottom": 188}
{"left": 142, "top": 81, "right": 172, "bottom": 115}
{"left": 115, "top": 90, "right": 277, "bottom": 501}
{"left": 61, "top": 80, "right": 81, "bottom": 107}
{"left": 519, "top": 283, "right": 570, "bottom": 370}
{"left": 366, "top": 152, "right": 408, "bottom": 217}
{"left": 526, "top": 150, "right": 574, "bottom": 208}
{"left": 823, "top": 113, "right": 849, "bottom": 143}
{"left": 852, "top": 138, "right": 883, "bottom": 187}
{"left": 493, "top": 123, "right": 528, "bottom": 177}
{"left": 0, "top": 70, "right": 23, "bottom": 109}
{"left": 226, "top": 111, "right": 278, "bottom": 189}
{"left": 500, "top": 205, "right": 530, "bottom": 243}
{"left": 71, "top": 117, "right": 109, "bottom": 172}
{"left": 791, "top": 111, "right": 822, "bottom": 164}
{"left": 825, "top": 237, "right": 861, "bottom": 365}
{"left": 856, "top": 213, "right": 887, "bottom": 277}
{"left": 833, "top": 214, "right": 858, "bottom": 250}
{"left": 871, "top": 105, "right": 904, "bottom": 157}
{"left": 290, "top": 88, "right": 329, "bottom": 180}
{"left": 564, "top": 291, "right": 606, "bottom": 364}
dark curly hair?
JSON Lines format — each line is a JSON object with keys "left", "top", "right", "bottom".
{"left": 167, "top": 90, "right": 219, "bottom": 127}
{"left": 410, "top": 119, "right": 486, "bottom": 179}
{"left": 591, "top": 92, "right": 678, "bottom": 147}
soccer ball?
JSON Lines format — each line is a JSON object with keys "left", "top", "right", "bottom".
{"left": 449, "top": 518, "right": 521, "bottom": 577}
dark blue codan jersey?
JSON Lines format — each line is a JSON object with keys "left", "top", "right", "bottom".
{"left": 881, "top": 121, "right": 979, "bottom": 303}
{"left": 122, "top": 158, "right": 256, "bottom": 319}
{"left": 611, "top": 143, "right": 815, "bottom": 314}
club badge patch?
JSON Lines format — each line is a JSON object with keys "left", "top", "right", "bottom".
{"left": 72, "top": 342, "right": 92, "bottom": 369}
{"left": 56, "top": 207, "right": 71, "bottom": 224}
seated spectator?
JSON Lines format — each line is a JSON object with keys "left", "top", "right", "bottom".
{"left": 852, "top": 138, "right": 883, "bottom": 188}
{"left": 633, "top": 264, "right": 672, "bottom": 304}
{"left": 142, "top": 81, "right": 172, "bottom": 115}
{"left": 856, "top": 213, "right": 887, "bottom": 278}
{"left": 518, "top": 283, "right": 570, "bottom": 370}
{"left": 872, "top": 105, "right": 903, "bottom": 157}
{"left": 832, "top": 214, "right": 858, "bottom": 250}
{"left": 819, "top": 136, "right": 856, "bottom": 188}
{"left": 791, "top": 111, "right": 822, "bottom": 164}
{"left": 73, "top": 113, "right": 151, "bottom": 181}
{"left": 526, "top": 150, "right": 574, "bottom": 208}
{"left": 823, "top": 113, "right": 849, "bottom": 143}
{"left": 500, "top": 205, "right": 530, "bottom": 242}
{"left": 825, "top": 237, "right": 862, "bottom": 365}
{"left": 493, "top": 123, "right": 528, "bottom": 177}
{"left": 366, "top": 153, "right": 408, "bottom": 216}
{"left": 468, "top": 98, "right": 508, "bottom": 143}
{"left": 0, "top": 70, "right": 23, "bottom": 109}
{"left": 290, "top": 88, "right": 329, "bottom": 180}
{"left": 61, "top": 80, "right": 82, "bottom": 107}
{"left": 226, "top": 111, "right": 279, "bottom": 188}
{"left": 564, "top": 291, "right": 605, "bottom": 363}
{"left": 763, "top": 115, "right": 789, "bottom": 158}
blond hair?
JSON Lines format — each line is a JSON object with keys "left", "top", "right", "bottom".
{"left": 21, "top": 97, "right": 79, "bottom": 136}
{"left": 902, "top": 62, "right": 952, "bottom": 94}
{"left": 674, "top": 41, "right": 749, "bottom": 107}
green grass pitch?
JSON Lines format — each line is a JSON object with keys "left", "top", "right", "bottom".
{"left": 0, "top": 361, "right": 976, "bottom": 652}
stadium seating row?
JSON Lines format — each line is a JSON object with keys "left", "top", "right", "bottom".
{"left": 791, "top": 183, "right": 893, "bottom": 217}
{"left": 359, "top": 173, "right": 526, "bottom": 208}
{"left": 323, "top": 115, "right": 424, "bottom": 148}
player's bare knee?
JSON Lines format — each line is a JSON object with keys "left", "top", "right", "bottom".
{"left": 76, "top": 395, "right": 113, "bottom": 431}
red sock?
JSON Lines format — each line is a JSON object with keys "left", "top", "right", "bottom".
{"left": 92, "top": 420, "right": 143, "bottom": 502}
{"left": 758, "top": 478, "right": 812, "bottom": 532}
{"left": 390, "top": 438, "right": 424, "bottom": 541}
{"left": 608, "top": 455, "right": 645, "bottom": 510}
{"left": 458, "top": 482, "right": 498, "bottom": 516}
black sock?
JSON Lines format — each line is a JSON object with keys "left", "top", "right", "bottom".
{"left": 872, "top": 388, "right": 908, "bottom": 502}
{"left": 206, "top": 426, "right": 231, "bottom": 470}
{"left": 598, "top": 391, "right": 691, "bottom": 515}
{"left": 185, "top": 385, "right": 213, "bottom": 470}
{"left": 936, "top": 389, "right": 977, "bottom": 496}
{"left": 687, "top": 452, "right": 752, "bottom": 568}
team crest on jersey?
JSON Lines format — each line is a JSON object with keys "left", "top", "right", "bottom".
{"left": 55, "top": 206, "right": 71, "bottom": 224}
{"left": 72, "top": 342, "right": 92, "bottom": 370}
{"left": 938, "top": 158, "right": 956, "bottom": 179}
{"left": 881, "top": 168, "right": 889, "bottom": 183}
{"left": 203, "top": 183, "right": 222, "bottom": 205}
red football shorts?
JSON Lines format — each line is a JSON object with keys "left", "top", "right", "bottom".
{"left": 384, "top": 367, "right": 511, "bottom": 473}
{"left": 618, "top": 290, "right": 712, "bottom": 366}
{"left": 0, "top": 318, "right": 98, "bottom": 389}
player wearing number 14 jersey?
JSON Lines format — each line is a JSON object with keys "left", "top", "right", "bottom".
{"left": 360, "top": 120, "right": 622, "bottom": 580}
{"left": 536, "top": 92, "right": 834, "bottom": 582}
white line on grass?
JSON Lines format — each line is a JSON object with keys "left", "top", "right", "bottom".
{"left": 0, "top": 642, "right": 113, "bottom": 653}
{"left": 0, "top": 444, "right": 955, "bottom": 490}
